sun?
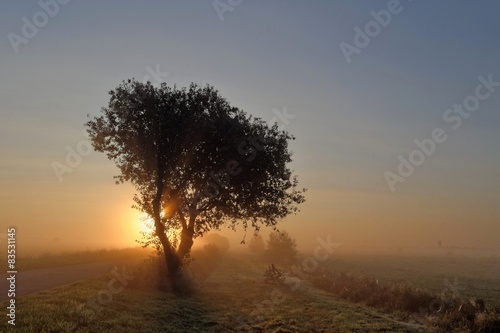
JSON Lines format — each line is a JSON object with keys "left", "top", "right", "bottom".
{"left": 127, "top": 208, "right": 183, "bottom": 250}
{"left": 123, "top": 209, "right": 152, "bottom": 236}
{"left": 137, "top": 215, "right": 154, "bottom": 233}
{"left": 136, "top": 213, "right": 181, "bottom": 239}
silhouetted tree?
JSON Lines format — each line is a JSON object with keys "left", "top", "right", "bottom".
{"left": 85, "top": 80, "right": 306, "bottom": 281}
{"left": 265, "top": 230, "right": 298, "bottom": 267}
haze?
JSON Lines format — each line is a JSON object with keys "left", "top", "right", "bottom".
{"left": 1, "top": 1, "right": 499, "bottom": 256}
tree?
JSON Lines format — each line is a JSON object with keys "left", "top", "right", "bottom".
{"left": 265, "top": 230, "right": 298, "bottom": 267}
{"left": 200, "top": 233, "right": 230, "bottom": 253}
{"left": 248, "top": 234, "right": 266, "bottom": 255}
{"left": 85, "top": 80, "right": 306, "bottom": 281}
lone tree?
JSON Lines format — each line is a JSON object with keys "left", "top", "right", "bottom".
{"left": 85, "top": 80, "right": 306, "bottom": 279}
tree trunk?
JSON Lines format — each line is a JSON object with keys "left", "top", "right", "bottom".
{"left": 153, "top": 195, "right": 181, "bottom": 279}
{"left": 176, "top": 227, "right": 194, "bottom": 260}
{"left": 153, "top": 194, "right": 195, "bottom": 291}
{"left": 176, "top": 214, "right": 196, "bottom": 261}
{"left": 156, "top": 227, "right": 180, "bottom": 277}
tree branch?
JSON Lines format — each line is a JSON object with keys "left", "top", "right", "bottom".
{"left": 177, "top": 209, "right": 188, "bottom": 230}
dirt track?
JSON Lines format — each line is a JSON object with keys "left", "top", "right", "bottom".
{"left": 0, "top": 261, "right": 130, "bottom": 301}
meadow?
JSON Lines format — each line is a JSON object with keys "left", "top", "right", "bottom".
{"left": 319, "top": 252, "right": 500, "bottom": 308}
{"left": 0, "top": 247, "right": 153, "bottom": 272}
{"left": 1, "top": 248, "right": 499, "bottom": 332}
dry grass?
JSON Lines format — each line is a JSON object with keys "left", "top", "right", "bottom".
{"left": 3, "top": 250, "right": 499, "bottom": 332}
{"left": 0, "top": 247, "right": 153, "bottom": 271}
{"left": 317, "top": 253, "right": 500, "bottom": 308}
{"left": 0, "top": 254, "right": 431, "bottom": 332}
{"left": 309, "top": 265, "right": 500, "bottom": 332}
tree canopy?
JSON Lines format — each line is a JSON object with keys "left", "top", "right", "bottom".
{"left": 85, "top": 79, "right": 306, "bottom": 277}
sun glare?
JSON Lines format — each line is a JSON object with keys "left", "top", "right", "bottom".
{"left": 138, "top": 220, "right": 148, "bottom": 233}
{"left": 135, "top": 213, "right": 181, "bottom": 241}
{"left": 138, "top": 215, "right": 154, "bottom": 233}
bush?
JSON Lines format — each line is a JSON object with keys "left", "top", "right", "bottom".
{"left": 310, "top": 265, "right": 500, "bottom": 332}
{"left": 248, "top": 234, "right": 266, "bottom": 255}
{"left": 264, "top": 230, "right": 298, "bottom": 267}
{"left": 199, "top": 243, "right": 221, "bottom": 263}
{"left": 474, "top": 310, "right": 500, "bottom": 333}
{"left": 128, "top": 251, "right": 198, "bottom": 294}
{"left": 129, "top": 255, "right": 170, "bottom": 291}
{"left": 189, "top": 244, "right": 222, "bottom": 282}
{"left": 201, "top": 233, "right": 230, "bottom": 253}
{"left": 310, "top": 266, "right": 438, "bottom": 313}
{"left": 263, "top": 264, "right": 285, "bottom": 285}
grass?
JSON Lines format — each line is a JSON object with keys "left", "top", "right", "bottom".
{"left": 0, "top": 247, "right": 153, "bottom": 271}
{"left": 308, "top": 265, "right": 500, "bottom": 332}
{"left": 315, "top": 253, "right": 500, "bottom": 308}
{"left": 2, "top": 250, "right": 499, "bottom": 332}
{"left": 0, "top": 253, "right": 432, "bottom": 333}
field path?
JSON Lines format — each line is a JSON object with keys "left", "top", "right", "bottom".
{"left": 0, "top": 255, "right": 439, "bottom": 332}
{"left": 199, "top": 256, "right": 435, "bottom": 332}
{"left": 2, "top": 253, "right": 498, "bottom": 332}
{"left": 0, "top": 261, "right": 129, "bottom": 301}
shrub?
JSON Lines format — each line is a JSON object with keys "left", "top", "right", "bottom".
{"left": 310, "top": 265, "right": 500, "bottom": 332}
{"left": 189, "top": 244, "right": 222, "bottom": 282}
{"left": 310, "top": 266, "right": 438, "bottom": 313}
{"left": 201, "top": 233, "right": 230, "bottom": 253}
{"left": 474, "top": 310, "right": 500, "bottom": 333}
{"left": 263, "top": 264, "right": 285, "bottom": 285}
{"left": 129, "top": 255, "right": 170, "bottom": 291}
{"left": 264, "top": 230, "right": 298, "bottom": 267}
{"left": 199, "top": 243, "right": 221, "bottom": 263}
{"left": 248, "top": 234, "right": 266, "bottom": 255}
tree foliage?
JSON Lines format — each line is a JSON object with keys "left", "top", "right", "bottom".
{"left": 265, "top": 230, "right": 298, "bottom": 267}
{"left": 85, "top": 79, "right": 306, "bottom": 277}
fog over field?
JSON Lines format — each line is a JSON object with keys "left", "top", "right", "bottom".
{"left": 1, "top": 1, "right": 500, "bottom": 332}
{"left": 2, "top": 1, "right": 500, "bottom": 257}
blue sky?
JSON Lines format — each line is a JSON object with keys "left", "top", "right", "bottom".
{"left": 1, "top": 1, "right": 499, "bottom": 251}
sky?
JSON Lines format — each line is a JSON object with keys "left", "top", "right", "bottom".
{"left": 1, "top": 0, "right": 499, "bottom": 254}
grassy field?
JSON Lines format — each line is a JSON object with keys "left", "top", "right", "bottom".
{"left": 2, "top": 250, "right": 499, "bottom": 332}
{"left": 1, "top": 254, "right": 432, "bottom": 333}
{"left": 318, "top": 253, "right": 500, "bottom": 309}
{"left": 0, "top": 247, "right": 153, "bottom": 271}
